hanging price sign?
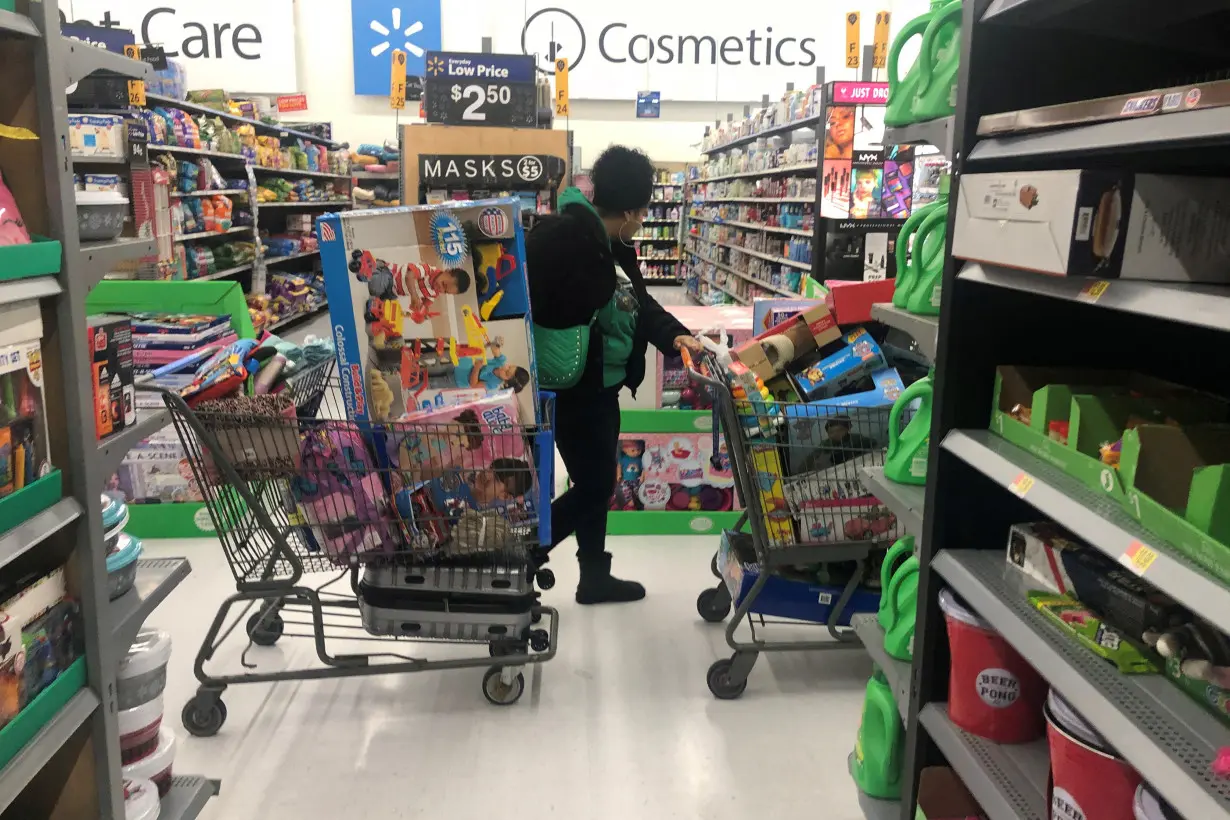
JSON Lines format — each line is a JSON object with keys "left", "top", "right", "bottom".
{"left": 554, "top": 58, "right": 570, "bottom": 117}
{"left": 423, "top": 51, "right": 538, "bottom": 127}
{"left": 124, "top": 44, "right": 146, "bottom": 106}
{"left": 873, "top": 12, "right": 891, "bottom": 69}
{"left": 390, "top": 50, "right": 408, "bottom": 110}
{"left": 845, "top": 12, "right": 861, "bottom": 68}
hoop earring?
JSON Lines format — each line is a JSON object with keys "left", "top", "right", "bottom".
{"left": 618, "top": 221, "right": 636, "bottom": 248}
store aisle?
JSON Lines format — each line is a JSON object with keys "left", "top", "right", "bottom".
{"left": 143, "top": 536, "right": 872, "bottom": 819}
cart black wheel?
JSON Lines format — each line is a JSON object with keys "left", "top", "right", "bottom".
{"left": 535, "top": 568, "right": 556, "bottom": 590}
{"left": 489, "top": 641, "right": 525, "bottom": 658}
{"left": 247, "top": 612, "right": 285, "bottom": 646}
{"left": 710, "top": 553, "right": 721, "bottom": 579}
{"left": 697, "top": 588, "right": 731, "bottom": 623}
{"left": 531, "top": 610, "right": 543, "bottom": 624}
{"left": 482, "top": 666, "right": 525, "bottom": 706}
{"left": 707, "top": 659, "right": 748, "bottom": 700}
{"left": 529, "top": 629, "right": 550, "bottom": 653}
{"left": 182, "top": 696, "right": 227, "bottom": 737}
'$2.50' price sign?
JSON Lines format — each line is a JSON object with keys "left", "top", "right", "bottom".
{"left": 424, "top": 51, "right": 538, "bottom": 128}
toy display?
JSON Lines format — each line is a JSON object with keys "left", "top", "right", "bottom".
{"left": 0, "top": 341, "right": 51, "bottom": 499}
{"left": 319, "top": 199, "right": 537, "bottom": 425}
{"left": 0, "top": 566, "right": 81, "bottom": 731}
{"left": 657, "top": 305, "right": 752, "bottom": 410}
{"left": 86, "top": 315, "right": 136, "bottom": 440}
{"left": 610, "top": 431, "right": 734, "bottom": 514}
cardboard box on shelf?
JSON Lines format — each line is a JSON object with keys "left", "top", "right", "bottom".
{"left": 0, "top": 342, "right": 52, "bottom": 499}
{"left": 86, "top": 315, "right": 135, "bottom": 441}
{"left": 824, "top": 279, "right": 896, "bottom": 325}
{"left": 954, "top": 171, "right": 1230, "bottom": 282}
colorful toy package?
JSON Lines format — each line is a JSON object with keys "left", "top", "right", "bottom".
{"left": 610, "top": 432, "right": 736, "bottom": 512}
{"left": 318, "top": 199, "right": 537, "bottom": 424}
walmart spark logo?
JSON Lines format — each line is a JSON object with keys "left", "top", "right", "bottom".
{"left": 427, "top": 56, "right": 445, "bottom": 76}
{"left": 352, "top": 0, "right": 441, "bottom": 96}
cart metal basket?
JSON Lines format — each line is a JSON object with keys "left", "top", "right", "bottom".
{"left": 146, "top": 359, "right": 559, "bottom": 736}
{"left": 685, "top": 350, "right": 901, "bottom": 699}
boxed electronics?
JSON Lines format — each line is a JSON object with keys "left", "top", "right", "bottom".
{"left": 953, "top": 171, "right": 1230, "bottom": 282}
{"left": 86, "top": 315, "right": 136, "bottom": 440}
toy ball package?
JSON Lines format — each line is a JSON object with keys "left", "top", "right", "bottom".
{"left": 318, "top": 199, "right": 538, "bottom": 425}
{"left": 610, "top": 432, "right": 735, "bottom": 512}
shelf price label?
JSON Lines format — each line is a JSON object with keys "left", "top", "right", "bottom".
{"left": 1078, "top": 280, "right": 1110, "bottom": 303}
{"left": 873, "top": 12, "right": 891, "bottom": 69}
{"left": 124, "top": 45, "right": 146, "bottom": 106}
{"left": 1008, "top": 472, "right": 1035, "bottom": 498}
{"left": 1119, "top": 540, "right": 1158, "bottom": 576}
{"left": 423, "top": 51, "right": 538, "bottom": 128}
{"left": 845, "top": 12, "right": 861, "bottom": 68}
{"left": 390, "top": 50, "right": 407, "bottom": 111}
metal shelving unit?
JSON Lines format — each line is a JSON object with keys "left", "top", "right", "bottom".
{"left": 886, "top": 3, "right": 1230, "bottom": 818}
{"left": 860, "top": 467, "right": 926, "bottom": 542}
{"left": 8, "top": 6, "right": 218, "bottom": 815}
{"left": 851, "top": 614, "right": 911, "bottom": 718}
{"left": 870, "top": 303, "right": 939, "bottom": 362}
{"left": 883, "top": 117, "right": 955, "bottom": 158}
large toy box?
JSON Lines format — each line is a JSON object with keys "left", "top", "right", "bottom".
{"left": 318, "top": 199, "right": 537, "bottom": 425}
{"left": 657, "top": 305, "right": 753, "bottom": 410}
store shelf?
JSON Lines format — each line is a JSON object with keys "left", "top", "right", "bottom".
{"left": 638, "top": 256, "right": 680, "bottom": 262}
{"left": 855, "top": 790, "right": 901, "bottom": 820}
{"left": 70, "top": 153, "right": 127, "bottom": 165}
{"left": 702, "top": 114, "right": 823, "bottom": 155}
{"left": 643, "top": 218, "right": 680, "bottom": 225}
{"left": 144, "top": 92, "right": 342, "bottom": 149}
{"left": 173, "top": 226, "right": 253, "bottom": 242}
{"left": 268, "top": 303, "right": 328, "bottom": 332}
{"left": 871, "top": 303, "right": 939, "bottom": 360}
{"left": 723, "top": 243, "right": 811, "bottom": 270}
{"left": 699, "top": 162, "right": 819, "bottom": 183}
{"left": 191, "top": 264, "right": 253, "bottom": 282}
{"left": 0, "top": 690, "right": 100, "bottom": 815}
{"left": 918, "top": 703, "right": 1049, "bottom": 820}
{"left": 148, "top": 144, "right": 246, "bottom": 161}
{"left": 0, "top": 498, "right": 84, "bottom": 574}
{"left": 968, "top": 104, "right": 1230, "bottom": 162}
{"left": 884, "top": 117, "right": 955, "bottom": 156}
{"left": 727, "top": 220, "right": 814, "bottom": 237}
{"left": 706, "top": 196, "right": 815, "bottom": 204}
{"left": 253, "top": 166, "right": 352, "bottom": 181}
{"left": 258, "top": 200, "right": 352, "bottom": 208}
{"left": 860, "top": 466, "right": 926, "bottom": 539}
{"left": 97, "top": 407, "right": 171, "bottom": 477}
{"left": 644, "top": 278, "right": 683, "bottom": 285}
{"left": 687, "top": 248, "right": 801, "bottom": 298}
{"left": 265, "top": 250, "right": 321, "bottom": 266}
{"left": 79, "top": 236, "right": 156, "bottom": 272}
{"left": 171, "top": 189, "right": 248, "bottom": 198}
{"left": 942, "top": 428, "right": 1230, "bottom": 629}
{"left": 64, "top": 39, "right": 152, "bottom": 85}
{"left": 0, "top": 275, "right": 62, "bottom": 307}
{"left": 959, "top": 262, "right": 1230, "bottom": 334}
{"left": 353, "top": 170, "right": 400, "bottom": 180}
{"left": 933, "top": 548, "right": 1230, "bottom": 820}
{"left": 850, "top": 614, "right": 910, "bottom": 718}
{"left": 698, "top": 275, "right": 749, "bottom": 305}
{"left": 111, "top": 557, "right": 192, "bottom": 654}
{"left": 0, "top": 8, "right": 39, "bottom": 37}
{"left": 632, "top": 236, "right": 678, "bottom": 242}
{"left": 160, "top": 775, "right": 217, "bottom": 820}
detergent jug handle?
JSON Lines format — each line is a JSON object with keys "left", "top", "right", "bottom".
{"left": 883, "top": 555, "right": 921, "bottom": 626}
{"left": 894, "top": 206, "right": 930, "bottom": 278}
{"left": 886, "top": 381, "right": 917, "bottom": 460}
{"left": 880, "top": 537, "right": 915, "bottom": 593}
{"left": 912, "top": 204, "right": 950, "bottom": 273}
{"left": 887, "top": 13, "right": 934, "bottom": 88}
{"left": 917, "top": 0, "right": 964, "bottom": 95}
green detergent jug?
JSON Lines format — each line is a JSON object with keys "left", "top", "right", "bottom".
{"left": 904, "top": 184, "right": 949, "bottom": 316}
{"left": 885, "top": 0, "right": 950, "bottom": 127}
{"left": 877, "top": 536, "right": 915, "bottom": 629}
{"left": 911, "top": 0, "right": 964, "bottom": 122}
{"left": 851, "top": 670, "right": 904, "bottom": 800}
{"left": 883, "top": 555, "right": 920, "bottom": 661}
{"left": 891, "top": 202, "right": 937, "bottom": 308}
{"left": 884, "top": 370, "right": 933, "bottom": 486}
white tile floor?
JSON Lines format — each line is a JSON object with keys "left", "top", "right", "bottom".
{"left": 141, "top": 535, "right": 873, "bottom": 820}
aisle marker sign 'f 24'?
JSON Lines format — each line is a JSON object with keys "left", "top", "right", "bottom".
{"left": 352, "top": 0, "right": 442, "bottom": 95}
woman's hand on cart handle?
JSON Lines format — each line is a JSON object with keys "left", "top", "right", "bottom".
{"left": 674, "top": 335, "right": 704, "bottom": 355}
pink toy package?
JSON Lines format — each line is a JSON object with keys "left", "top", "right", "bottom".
{"left": 610, "top": 432, "right": 737, "bottom": 512}
{"left": 392, "top": 390, "right": 527, "bottom": 483}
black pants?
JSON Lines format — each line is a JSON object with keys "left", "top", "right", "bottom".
{"left": 550, "top": 387, "right": 620, "bottom": 562}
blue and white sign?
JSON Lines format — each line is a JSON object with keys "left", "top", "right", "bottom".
{"left": 352, "top": 0, "right": 442, "bottom": 96}
{"left": 636, "top": 91, "right": 661, "bottom": 119}
{"left": 425, "top": 52, "right": 537, "bottom": 84}
{"left": 423, "top": 51, "right": 539, "bottom": 127}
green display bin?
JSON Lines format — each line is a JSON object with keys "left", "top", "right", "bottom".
{"left": 0, "top": 658, "right": 88, "bottom": 773}
{"left": 0, "top": 236, "right": 63, "bottom": 282}
{"left": 0, "top": 471, "right": 63, "bottom": 536}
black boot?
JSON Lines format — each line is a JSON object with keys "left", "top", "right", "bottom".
{"left": 576, "top": 552, "right": 645, "bottom": 605}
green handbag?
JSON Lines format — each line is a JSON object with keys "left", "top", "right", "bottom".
{"left": 533, "top": 315, "right": 596, "bottom": 390}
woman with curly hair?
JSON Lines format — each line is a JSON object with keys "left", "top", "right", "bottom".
{"left": 527, "top": 146, "right": 701, "bottom": 604}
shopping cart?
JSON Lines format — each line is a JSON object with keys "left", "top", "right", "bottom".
{"left": 685, "top": 350, "right": 901, "bottom": 699}
{"left": 145, "top": 359, "right": 559, "bottom": 737}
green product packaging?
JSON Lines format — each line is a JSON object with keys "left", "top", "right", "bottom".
{"left": 884, "top": 0, "right": 951, "bottom": 127}
{"left": 884, "top": 371, "right": 933, "bottom": 486}
{"left": 877, "top": 536, "right": 915, "bottom": 629}
{"left": 1164, "top": 656, "right": 1230, "bottom": 729}
{"left": 1119, "top": 423, "right": 1230, "bottom": 586}
{"left": 911, "top": 0, "right": 964, "bottom": 122}
{"left": 851, "top": 670, "right": 904, "bottom": 800}
{"left": 903, "top": 199, "right": 948, "bottom": 317}
{"left": 891, "top": 202, "right": 940, "bottom": 308}
{"left": 1029, "top": 591, "right": 1158, "bottom": 674}
{"left": 882, "top": 555, "right": 920, "bottom": 662}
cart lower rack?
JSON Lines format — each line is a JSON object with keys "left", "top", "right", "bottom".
{"left": 148, "top": 360, "right": 559, "bottom": 735}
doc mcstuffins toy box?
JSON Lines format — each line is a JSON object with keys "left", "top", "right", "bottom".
{"left": 603, "top": 410, "right": 743, "bottom": 536}
{"left": 318, "top": 199, "right": 538, "bottom": 426}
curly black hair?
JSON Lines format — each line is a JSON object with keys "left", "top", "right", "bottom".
{"left": 590, "top": 145, "right": 655, "bottom": 216}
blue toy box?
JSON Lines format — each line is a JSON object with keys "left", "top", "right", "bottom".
{"left": 718, "top": 529, "right": 879, "bottom": 623}
{"left": 790, "top": 327, "right": 887, "bottom": 402}
{"left": 751, "top": 298, "right": 826, "bottom": 336}
{"left": 318, "top": 198, "right": 539, "bottom": 425}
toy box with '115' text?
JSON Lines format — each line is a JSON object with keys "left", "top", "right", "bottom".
{"left": 318, "top": 199, "right": 538, "bottom": 426}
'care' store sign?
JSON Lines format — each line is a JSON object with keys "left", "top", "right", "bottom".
{"left": 61, "top": 1, "right": 298, "bottom": 92}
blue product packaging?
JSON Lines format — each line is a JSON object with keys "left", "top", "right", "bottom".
{"left": 751, "top": 298, "right": 826, "bottom": 335}
{"left": 790, "top": 327, "right": 887, "bottom": 402}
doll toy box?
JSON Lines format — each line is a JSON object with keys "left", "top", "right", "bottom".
{"left": 318, "top": 199, "right": 538, "bottom": 426}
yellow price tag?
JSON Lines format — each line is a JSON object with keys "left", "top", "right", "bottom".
{"left": 1078, "top": 280, "right": 1110, "bottom": 303}
{"left": 1119, "top": 541, "right": 1158, "bottom": 575}
{"left": 124, "top": 45, "right": 147, "bottom": 106}
{"left": 845, "top": 12, "right": 861, "bottom": 68}
{"left": 390, "top": 49, "right": 407, "bottom": 111}
{"left": 1007, "top": 472, "right": 1035, "bottom": 498}
{"left": 872, "top": 11, "right": 891, "bottom": 69}
{"left": 554, "top": 58, "right": 570, "bottom": 117}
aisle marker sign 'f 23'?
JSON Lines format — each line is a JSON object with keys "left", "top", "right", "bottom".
{"left": 352, "top": 0, "right": 442, "bottom": 96}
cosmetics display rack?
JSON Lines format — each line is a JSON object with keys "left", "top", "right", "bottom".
{"left": 1, "top": 4, "right": 216, "bottom": 817}
{"left": 877, "top": 2, "right": 1230, "bottom": 818}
